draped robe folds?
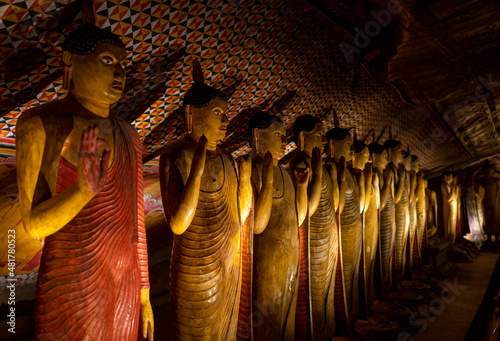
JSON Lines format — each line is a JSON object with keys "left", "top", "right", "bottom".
{"left": 414, "top": 179, "right": 426, "bottom": 266}
{"left": 162, "top": 139, "right": 241, "bottom": 340}
{"left": 308, "top": 165, "right": 338, "bottom": 341}
{"left": 394, "top": 170, "right": 409, "bottom": 281}
{"left": 363, "top": 172, "right": 379, "bottom": 308}
{"left": 253, "top": 165, "right": 299, "bottom": 341}
{"left": 35, "top": 120, "right": 149, "bottom": 340}
{"left": 465, "top": 177, "right": 485, "bottom": 242}
{"left": 378, "top": 168, "right": 395, "bottom": 297}
{"left": 237, "top": 197, "right": 254, "bottom": 340}
{"left": 338, "top": 169, "right": 362, "bottom": 327}
{"left": 441, "top": 181, "right": 458, "bottom": 243}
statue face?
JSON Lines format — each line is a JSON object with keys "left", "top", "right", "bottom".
{"left": 389, "top": 144, "right": 403, "bottom": 164}
{"left": 302, "top": 123, "right": 324, "bottom": 154}
{"left": 70, "top": 42, "right": 127, "bottom": 105}
{"left": 402, "top": 155, "right": 411, "bottom": 171}
{"left": 444, "top": 173, "right": 454, "bottom": 183}
{"left": 255, "top": 120, "right": 287, "bottom": 159}
{"left": 333, "top": 135, "right": 353, "bottom": 162}
{"left": 189, "top": 98, "right": 229, "bottom": 143}
{"left": 412, "top": 159, "right": 420, "bottom": 172}
{"left": 373, "top": 150, "right": 389, "bottom": 170}
{"left": 354, "top": 146, "right": 370, "bottom": 170}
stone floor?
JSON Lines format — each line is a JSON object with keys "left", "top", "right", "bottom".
{"left": 411, "top": 251, "right": 500, "bottom": 341}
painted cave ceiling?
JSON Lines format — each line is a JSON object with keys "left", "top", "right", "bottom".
{"left": 2, "top": 0, "right": 500, "bottom": 177}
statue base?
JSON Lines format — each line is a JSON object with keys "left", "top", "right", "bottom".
{"left": 426, "top": 237, "right": 457, "bottom": 279}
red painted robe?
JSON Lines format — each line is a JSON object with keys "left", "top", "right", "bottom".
{"left": 35, "top": 120, "right": 149, "bottom": 340}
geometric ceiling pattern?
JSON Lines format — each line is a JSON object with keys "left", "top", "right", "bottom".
{"left": 0, "top": 0, "right": 485, "bottom": 176}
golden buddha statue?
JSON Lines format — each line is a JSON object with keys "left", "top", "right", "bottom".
{"left": 441, "top": 171, "right": 459, "bottom": 243}
{"left": 291, "top": 114, "right": 339, "bottom": 341}
{"left": 413, "top": 157, "right": 427, "bottom": 266}
{"left": 325, "top": 124, "right": 361, "bottom": 334}
{"left": 465, "top": 167, "right": 486, "bottom": 243}
{"left": 16, "top": 24, "right": 153, "bottom": 340}
{"left": 478, "top": 164, "right": 500, "bottom": 243}
{"left": 426, "top": 180, "right": 439, "bottom": 240}
{"left": 249, "top": 111, "right": 307, "bottom": 341}
{"left": 394, "top": 149, "right": 411, "bottom": 281}
{"left": 353, "top": 136, "right": 379, "bottom": 315}
{"left": 159, "top": 60, "right": 250, "bottom": 340}
{"left": 380, "top": 137, "right": 405, "bottom": 293}
{"left": 367, "top": 141, "right": 390, "bottom": 296}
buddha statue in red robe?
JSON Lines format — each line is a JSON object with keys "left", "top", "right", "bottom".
{"left": 291, "top": 114, "right": 339, "bottom": 341}
{"left": 16, "top": 24, "right": 153, "bottom": 340}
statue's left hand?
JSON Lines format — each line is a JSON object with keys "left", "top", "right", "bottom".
{"left": 140, "top": 288, "right": 154, "bottom": 341}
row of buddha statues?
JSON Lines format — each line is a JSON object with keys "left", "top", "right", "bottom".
{"left": 14, "top": 23, "right": 494, "bottom": 340}
{"left": 436, "top": 162, "right": 500, "bottom": 260}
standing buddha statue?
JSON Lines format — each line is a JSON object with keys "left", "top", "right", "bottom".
{"left": 16, "top": 24, "right": 153, "bottom": 340}
{"left": 381, "top": 136, "right": 405, "bottom": 293}
{"left": 352, "top": 130, "right": 373, "bottom": 317}
{"left": 325, "top": 118, "right": 361, "bottom": 335}
{"left": 291, "top": 114, "right": 339, "bottom": 341}
{"left": 249, "top": 111, "right": 308, "bottom": 341}
{"left": 159, "top": 60, "right": 250, "bottom": 340}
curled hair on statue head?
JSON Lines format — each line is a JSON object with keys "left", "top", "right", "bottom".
{"left": 247, "top": 111, "right": 283, "bottom": 146}
{"left": 292, "top": 114, "right": 322, "bottom": 143}
{"left": 383, "top": 139, "right": 402, "bottom": 151}
{"left": 62, "top": 23, "right": 125, "bottom": 55}
{"left": 183, "top": 83, "right": 227, "bottom": 108}
{"left": 183, "top": 58, "right": 227, "bottom": 109}
{"left": 353, "top": 139, "right": 368, "bottom": 154}
{"left": 325, "top": 127, "right": 351, "bottom": 142}
{"left": 368, "top": 142, "right": 385, "bottom": 155}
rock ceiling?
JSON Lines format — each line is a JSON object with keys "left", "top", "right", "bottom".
{"left": 2, "top": 0, "right": 500, "bottom": 177}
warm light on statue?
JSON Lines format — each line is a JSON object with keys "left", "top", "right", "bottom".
{"left": 159, "top": 59, "right": 247, "bottom": 340}
{"left": 16, "top": 24, "right": 153, "bottom": 340}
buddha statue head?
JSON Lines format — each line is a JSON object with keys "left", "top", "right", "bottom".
{"left": 402, "top": 149, "right": 412, "bottom": 171}
{"left": 442, "top": 170, "right": 454, "bottom": 184}
{"left": 384, "top": 138, "right": 403, "bottom": 165}
{"left": 369, "top": 141, "right": 389, "bottom": 171}
{"left": 325, "top": 127, "right": 353, "bottom": 162}
{"left": 248, "top": 111, "right": 286, "bottom": 162}
{"left": 353, "top": 138, "right": 370, "bottom": 170}
{"left": 183, "top": 60, "right": 228, "bottom": 150}
{"left": 411, "top": 155, "right": 420, "bottom": 173}
{"left": 292, "top": 114, "right": 324, "bottom": 156}
{"left": 62, "top": 24, "right": 127, "bottom": 115}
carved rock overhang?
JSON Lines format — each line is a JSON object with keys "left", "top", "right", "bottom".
{"left": 1, "top": 0, "right": 499, "bottom": 178}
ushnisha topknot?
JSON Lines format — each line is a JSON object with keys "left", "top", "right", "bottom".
{"left": 184, "top": 59, "right": 227, "bottom": 108}
{"left": 383, "top": 139, "right": 402, "bottom": 150}
{"left": 292, "top": 114, "right": 322, "bottom": 143}
{"left": 62, "top": 23, "right": 125, "bottom": 55}
{"left": 247, "top": 111, "right": 283, "bottom": 145}
{"left": 325, "top": 127, "right": 351, "bottom": 141}
{"left": 353, "top": 139, "right": 367, "bottom": 154}
{"left": 368, "top": 141, "right": 385, "bottom": 155}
